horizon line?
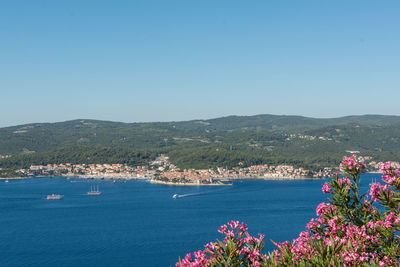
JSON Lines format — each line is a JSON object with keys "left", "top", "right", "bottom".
{"left": 2, "top": 113, "right": 400, "bottom": 128}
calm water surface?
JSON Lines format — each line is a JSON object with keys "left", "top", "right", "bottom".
{"left": 0, "top": 174, "right": 379, "bottom": 266}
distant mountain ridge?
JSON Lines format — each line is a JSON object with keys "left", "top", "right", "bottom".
{"left": 183, "top": 114, "right": 400, "bottom": 131}
{"left": 1, "top": 114, "right": 400, "bottom": 155}
{"left": 3, "top": 113, "right": 400, "bottom": 131}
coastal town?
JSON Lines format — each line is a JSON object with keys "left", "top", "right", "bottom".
{"left": 5, "top": 154, "right": 397, "bottom": 186}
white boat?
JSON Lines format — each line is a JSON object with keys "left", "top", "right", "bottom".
{"left": 47, "top": 194, "right": 64, "bottom": 200}
{"left": 4, "top": 179, "right": 9, "bottom": 183}
{"left": 87, "top": 185, "right": 101, "bottom": 196}
{"left": 172, "top": 194, "right": 179, "bottom": 199}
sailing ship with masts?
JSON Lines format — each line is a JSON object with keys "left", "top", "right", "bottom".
{"left": 87, "top": 185, "right": 101, "bottom": 195}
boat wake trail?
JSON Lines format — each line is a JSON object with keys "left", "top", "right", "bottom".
{"left": 173, "top": 188, "right": 230, "bottom": 199}
{"left": 177, "top": 192, "right": 200, "bottom": 198}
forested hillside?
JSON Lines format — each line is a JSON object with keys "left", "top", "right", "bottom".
{"left": 1, "top": 114, "right": 400, "bottom": 171}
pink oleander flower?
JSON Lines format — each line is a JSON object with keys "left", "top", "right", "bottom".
{"left": 249, "top": 249, "right": 260, "bottom": 261}
{"left": 367, "top": 221, "right": 375, "bottom": 229}
{"left": 324, "top": 239, "right": 333, "bottom": 246}
{"left": 338, "top": 177, "right": 351, "bottom": 185}
{"left": 227, "top": 220, "right": 239, "bottom": 228}
{"left": 378, "top": 162, "right": 400, "bottom": 185}
{"left": 243, "top": 235, "right": 254, "bottom": 244}
{"left": 383, "top": 212, "right": 396, "bottom": 229}
{"left": 290, "top": 231, "right": 315, "bottom": 260}
{"left": 383, "top": 173, "right": 397, "bottom": 184}
{"left": 341, "top": 155, "right": 366, "bottom": 173}
{"left": 312, "top": 233, "right": 322, "bottom": 240}
{"left": 328, "top": 216, "right": 338, "bottom": 228}
{"left": 238, "top": 223, "right": 248, "bottom": 233}
{"left": 369, "top": 183, "right": 382, "bottom": 201}
{"left": 379, "top": 162, "right": 393, "bottom": 172}
{"left": 322, "top": 182, "right": 332, "bottom": 193}
{"left": 341, "top": 155, "right": 357, "bottom": 169}
{"left": 306, "top": 218, "right": 318, "bottom": 230}
{"left": 254, "top": 233, "right": 264, "bottom": 244}
{"left": 342, "top": 251, "right": 361, "bottom": 265}
{"left": 177, "top": 220, "right": 269, "bottom": 266}
{"left": 359, "top": 255, "right": 368, "bottom": 262}
{"left": 218, "top": 224, "right": 228, "bottom": 234}
{"left": 240, "top": 246, "right": 250, "bottom": 255}
{"left": 316, "top": 202, "right": 335, "bottom": 216}
{"left": 204, "top": 242, "right": 216, "bottom": 251}
{"left": 226, "top": 230, "right": 235, "bottom": 239}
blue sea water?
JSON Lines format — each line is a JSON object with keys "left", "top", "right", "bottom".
{"left": 0, "top": 174, "right": 379, "bottom": 266}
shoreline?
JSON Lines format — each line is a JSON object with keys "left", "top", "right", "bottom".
{"left": 149, "top": 179, "right": 232, "bottom": 186}
{"left": 229, "top": 175, "right": 319, "bottom": 180}
{"left": 62, "top": 174, "right": 148, "bottom": 180}
{"left": 0, "top": 174, "right": 322, "bottom": 181}
{"left": 0, "top": 177, "right": 28, "bottom": 180}
{"left": 1, "top": 171, "right": 381, "bottom": 182}
{"left": 0, "top": 175, "right": 326, "bottom": 182}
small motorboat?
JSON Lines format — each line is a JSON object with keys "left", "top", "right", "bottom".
{"left": 172, "top": 194, "right": 179, "bottom": 199}
{"left": 46, "top": 194, "right": 64, "bottom": 200}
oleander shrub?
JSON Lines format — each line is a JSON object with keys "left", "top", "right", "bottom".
{"left": 177, "top": 155, "right": 400, "bottom": 266}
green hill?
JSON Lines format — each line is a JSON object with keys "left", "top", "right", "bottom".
{"left": 1, "top": 114, "right": 400, "bottom": 171}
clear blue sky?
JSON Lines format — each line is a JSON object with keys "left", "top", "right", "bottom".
{"left": 1, "top": 1, "right": 399, "bottom": 127}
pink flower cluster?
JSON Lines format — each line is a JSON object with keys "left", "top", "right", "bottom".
{"left": 338, "top": 177, "right": 351, "bottom": 185}
{"left": 379, "top": 161, "right": 400, "bottom": 186}
{"left": 321, "top": 182, "right": 331, "bottom": 193}
{"left": 177, "top": 221, "right": 267, "bottom": 267}
{"left": 340, "top": 155, "right": 366, "bottom": 173}
{"left": 270, "top": 159, "right": 400, "bottom": 266}
{"left": 369, "top": 182, "right": 392, "bottom": 201}
{"left": 179, "top": 251, "right": 208, "bottom": 267}
{"left": 316, "top": 202, "right": 336, "bottom": 216}
{"left": 178, "top": 158, "right": 400, "bottom": 266}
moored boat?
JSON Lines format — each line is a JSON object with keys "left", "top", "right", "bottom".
{"left": 87, "top": 185, "right": 101, "bottom": 195}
